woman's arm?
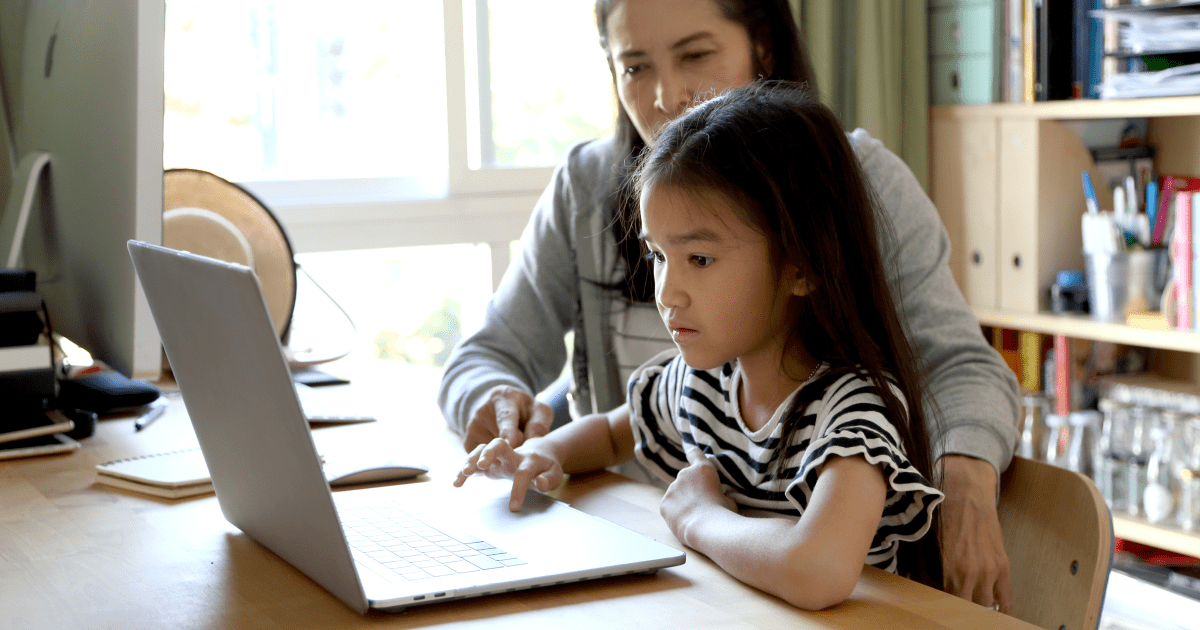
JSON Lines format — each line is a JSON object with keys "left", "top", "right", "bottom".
{"left": 850, "top": 129, "right": 1018, "bottom": 612}
{"left": 437, "top": 143, "right": 596, "bottom": 447}
{"left": 661, "top": 448, "right": 886, "bottom": 610}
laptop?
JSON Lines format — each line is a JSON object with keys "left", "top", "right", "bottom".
{"left": 126, "top": 240, "right": 684, "bottom": 614}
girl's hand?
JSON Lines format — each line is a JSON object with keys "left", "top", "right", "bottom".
{"left": 660, "top": 445, "right": 737, "bottom": 545}
{"left": 454, "top": 437, "right": 564, "bottom": 511}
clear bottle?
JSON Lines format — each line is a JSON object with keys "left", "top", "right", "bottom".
{"left": 1178, "top": 417, "right": 1200, "bottom": 532}
{"left": 1044, "top": 412, "right": 1070, "bottom": 469}
{"left": 1096, "top": 399, "right": 1132, "bottom": 511}
{"left": 1144, "top": 411, "right": 1184, "bottom": 526}
{"left": 1127, "top": 406, "right": 1155, "bottom": 518}
{"left": 1067, "top": 410, "right": 1100, "bottom": 478}
{"left": 1019, "top": 393, "right": 1048, "bottom": 461}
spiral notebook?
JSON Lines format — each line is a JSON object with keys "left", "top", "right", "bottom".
{"left": 95, "top": 448, "right": 213, "bottom": 499}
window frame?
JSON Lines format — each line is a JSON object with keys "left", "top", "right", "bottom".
{"left": 236, "top": 0, "right": 568, "bottom": 286}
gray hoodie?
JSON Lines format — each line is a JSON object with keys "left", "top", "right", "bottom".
{"left": 438, "top": 130, "right": 1019, "bottom": 478}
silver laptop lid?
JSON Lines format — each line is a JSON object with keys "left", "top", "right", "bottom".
{"left": 128, "top": 240, "right": 369, "bottom": 613}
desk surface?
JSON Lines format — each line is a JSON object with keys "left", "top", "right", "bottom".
{"left": 0, "top": 372, "right": 1038, "bottom": 630}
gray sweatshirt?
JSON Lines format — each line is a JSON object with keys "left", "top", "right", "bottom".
{"left": 437, "top": 131, "right": 1020, "bottom": 477}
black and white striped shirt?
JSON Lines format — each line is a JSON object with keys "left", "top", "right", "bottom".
{"left": 628, "top": 350, "right": 944, "bottom": 573}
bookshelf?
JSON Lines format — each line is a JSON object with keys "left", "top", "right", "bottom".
{"left": 929, "top": 94, "right": 1200, "bottom": 557}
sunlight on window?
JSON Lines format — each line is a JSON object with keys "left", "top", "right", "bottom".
{"left": 289, "top": 245, "right": 494, "bottom": 384}
{"left": 163, "top": 1, "right": 448, "bottom": 183}
{"left": 475, "top": 0, "right": 616, "bottom": 168}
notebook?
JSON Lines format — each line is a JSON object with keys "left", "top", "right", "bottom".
{"left": 95, "top": 448, "right": 213, "bottom": 499}
{"left": 126, "top": 240, "right": 684, "bottom": 614}
{"left": 94, "top": 446, "right": 428, "bottom": 499}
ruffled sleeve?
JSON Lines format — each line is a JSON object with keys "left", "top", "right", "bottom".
{"left": 627, "top": 349, "right": 690, "bottom": 485}
{"left": 786, "top": 373, "right": 944, "bottom": 572}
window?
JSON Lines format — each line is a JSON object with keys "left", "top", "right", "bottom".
{"left": 164, "top": 1, "right": 448, "bottom": 193}
{"left": 466, "top": 0, "right": 615, "bottom": 169}
{"left": 164, "top": 0, "right": 615, "bottom": 222}
{"left": 290, "top": 245, "right": 493, "bottom": 382}
{"left": 164, "top": 2, "right": 615, "bottom": 375}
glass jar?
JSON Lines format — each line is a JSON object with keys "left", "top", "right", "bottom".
{"left": 1044, "top": 413, "right": 1070, "bottom": 469}
{"left": 1143, "top": 411, "right": 1183, "bottom": 525}
{"left": 1126, "top": 406, "right": 1156, "bottom": 518}
{"left": 1096, "top": 399, "right": 1132, "bottom": 511}
{"left": 1178, "top": 417, "right": 1200, "bottom": 532}
{"left": 1019, "top": 393, "right": 1049, "bottom": 461}
{"left": 1067, "top": 410, "right": 1100, "bottom": 478}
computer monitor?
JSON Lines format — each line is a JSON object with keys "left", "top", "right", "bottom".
{"left": 1, "top": 0, "right": 165, "bottom": 378}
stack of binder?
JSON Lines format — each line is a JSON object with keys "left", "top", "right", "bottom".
{"left": 0, "top": 272, "right": 78, "bottom": 459}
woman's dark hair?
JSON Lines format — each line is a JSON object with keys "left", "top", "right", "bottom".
{"left": 594, "top": 0, "right": 816, "bottom": 301}
{"left": 634, "top": 82, "right": 942, "bottom": 587}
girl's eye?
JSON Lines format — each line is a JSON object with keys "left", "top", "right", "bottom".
{"left": 682, "top": 50, "right": 713, "bottom": 63}
{"left": 644, "top": 250, "right": 665, "bottom": 264}
{"left": 691, "top": 255, "right": 714, "bottom": 268}
{"left": 623, "top": 64, "right": 647, "bottom": 77}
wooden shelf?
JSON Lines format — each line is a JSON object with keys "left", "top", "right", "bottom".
{"left": 931, "top": 95, "right": 1200, "bottom": 121}
{"left": 1114, "top": 514, "right": 1200, "bottom": 559}
{"left": 974, "top": 308, "right": 1200, "bottom": 353}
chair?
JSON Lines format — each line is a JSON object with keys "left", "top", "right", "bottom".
{"left": 997, "top": 455, "right": 1114, "bottom": 630}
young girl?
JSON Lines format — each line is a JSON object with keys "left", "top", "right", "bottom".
{"left": 454, "top": 82, "right": 943, "bottom": 611}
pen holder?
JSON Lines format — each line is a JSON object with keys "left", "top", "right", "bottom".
{"left": 1085, "top": 249, "right": 1169, "bottom": 323}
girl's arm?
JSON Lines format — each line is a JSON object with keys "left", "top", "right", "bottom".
{"left": 455, "top": 403, "right": 636, "bottom": 511}
{"left": 661, "top": 447, "right": 886, "bottom": 610}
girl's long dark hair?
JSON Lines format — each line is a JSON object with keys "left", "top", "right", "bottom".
{"left": 594, "top": 0, "right": 816, "bottom": 301}
{"left": 634, "top": 82, "right": 942, "bottom": 587}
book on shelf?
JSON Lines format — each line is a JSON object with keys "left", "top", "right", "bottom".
{"left": 1036, "top": 0, "right": 1076, "bottom": 100}
{"left": 1174, "top": 191, "right": 1193, "bottom": 330}
{"left": 1024, "top": 0, "right": 1037, "bottom": 102}
{"left": 1005, "top": 0, "right": 1027, "bottom": 102}
{"left": 1074, "top": 0, "right": 1105, "bottom": 98}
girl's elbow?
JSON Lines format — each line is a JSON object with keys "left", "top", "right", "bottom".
{"left": 776, "top": 556, "right": 863, "bottom": 610}
{"left": 781, "top": 577, "right": 857, "bottom": 611}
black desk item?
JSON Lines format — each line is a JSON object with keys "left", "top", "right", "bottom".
{"left": 58, "top": 371, "right": 160, "bottom": 414}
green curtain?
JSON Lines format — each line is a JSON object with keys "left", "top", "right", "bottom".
{"left": 790, "top": 0, "right": 929, "bottom": 189}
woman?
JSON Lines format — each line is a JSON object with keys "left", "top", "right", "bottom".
{"left": 437, "top": 0, "right": 1018, "bottom": 613}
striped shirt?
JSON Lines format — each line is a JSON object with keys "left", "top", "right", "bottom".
{"left": 628, "top": 350, "right": 944, "bottom": 573}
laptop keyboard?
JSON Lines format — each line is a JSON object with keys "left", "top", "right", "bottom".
{"left": 339, "top": 501, "right": 526, "bottom": 582}
{"left": 295, "top": 385, "right": 377, "bottom": 423}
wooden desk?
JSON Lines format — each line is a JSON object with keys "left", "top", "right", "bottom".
{"left": 0, "top": 380, "right": 1038, "bottom": 630}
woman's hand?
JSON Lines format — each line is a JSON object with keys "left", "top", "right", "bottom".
{"left": 463, "top": 385, "right": 555, "bottom": 452}
{"left": 659, "top": 445, "right": 738, "bottom": 546}
{"left": 454, "top": 437, "right": 564, "bottom": 511}
{"left": 939, "top": 455, "right": 1013, "bottom": 614}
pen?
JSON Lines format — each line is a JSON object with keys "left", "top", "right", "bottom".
{"left": 1153, "top": 177, "right": 1175, "bottom": 246}
{"left": 1147, "top": 181, "right": 1158, "bottom": 229}
{"left": 134, "top": 400, "right": 167, "bottom": 432}
{"left": 1082, "top": 171, "right": 1100, "bottom": 214}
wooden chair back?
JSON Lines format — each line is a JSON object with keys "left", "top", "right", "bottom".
{"left": 997, "top": 456, "right": 1113, "bottom": 630}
